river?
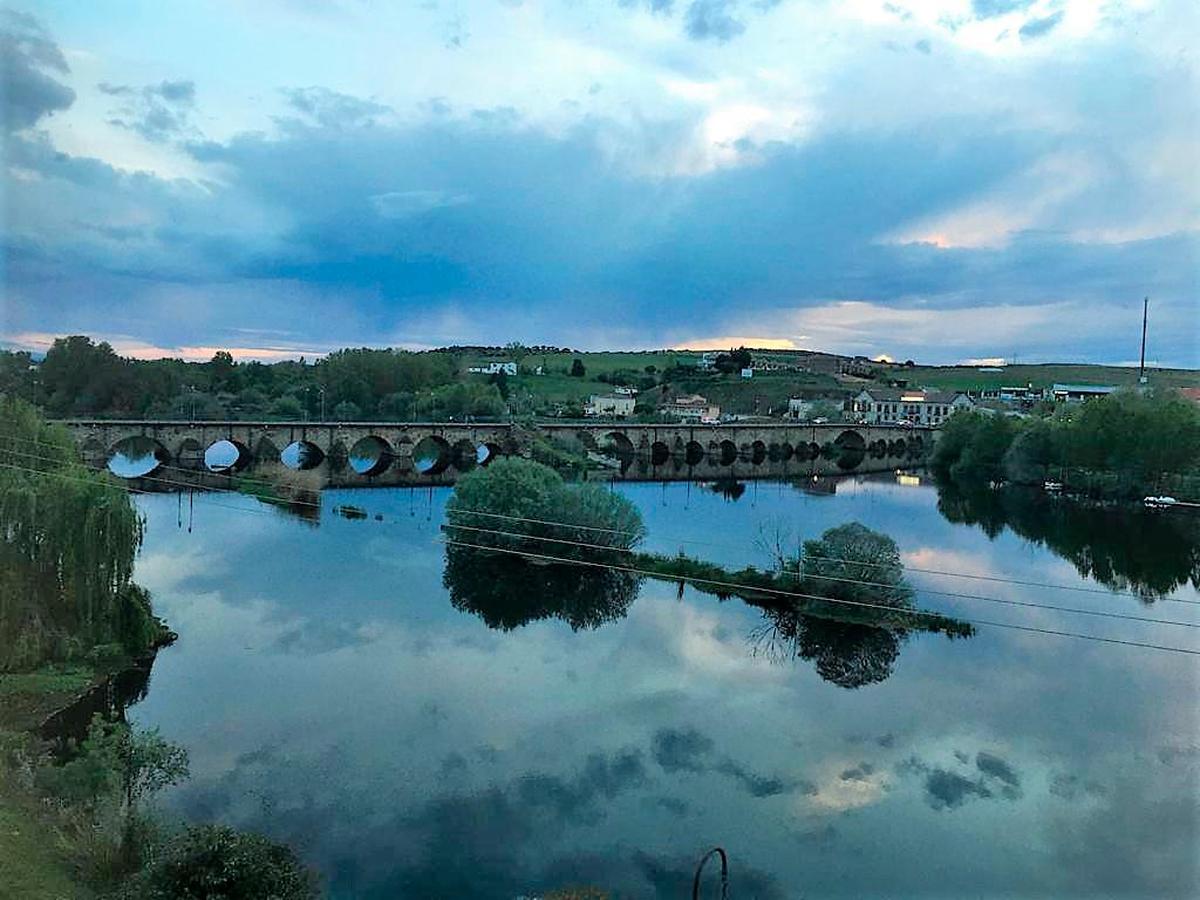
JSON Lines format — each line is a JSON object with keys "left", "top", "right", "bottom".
{"left": 123, "top": 473, "right": 1199, "bottom": 898}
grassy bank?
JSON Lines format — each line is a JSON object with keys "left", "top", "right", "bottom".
{"left": 631, "top": 551, "right": 974, "bottom": 638}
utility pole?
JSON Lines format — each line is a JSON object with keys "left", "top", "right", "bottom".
{"left": 1139, "top": 296, "right": 1149, "bottom": 385}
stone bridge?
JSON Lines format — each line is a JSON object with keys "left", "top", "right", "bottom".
{"left": 56, "top": 419, "right": 937, "bottom": 487}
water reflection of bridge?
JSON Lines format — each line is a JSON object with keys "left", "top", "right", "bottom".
{"left": 56, "top": 419, "right": 936, "bottom": 488}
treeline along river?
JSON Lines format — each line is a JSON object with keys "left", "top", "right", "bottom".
{"left": 119, "top": 473, "right": 1198, "bottom": 898}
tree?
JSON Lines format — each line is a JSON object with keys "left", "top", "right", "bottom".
{"left": 715, "top": 346, "right": 753, "bottom": 374}
{"left": 269, "top": 395, "right": 305, "bottom": 420}
{"left": 489, "top": 369, "right": 510, "bottom": 399}
{"left": 570, "top": 358, "right": 586, "bottom": 377}
{"left": 333, "top": 400, "right": 361, "bottom": 421}
{"left": 0, "top": 397, "right": 159, "bottom": 671}
{"left": 123, "top": 825, "right": 318, "bottom": 899}
{"left": 798, "top": 522, "right": 913, "bottom": 609}
{"left": 209, "top": 351, "right": 235, "bottom": 390}
{"left": 40, "top": 715, "right": 189, "bottom": 868}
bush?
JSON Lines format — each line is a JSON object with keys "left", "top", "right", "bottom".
{"left": 123, "top": 825, "right": 318, "bottom": 899}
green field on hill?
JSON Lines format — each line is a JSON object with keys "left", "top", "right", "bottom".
{"left": 904, "top": 363, "right": 1200, "bottom": 393}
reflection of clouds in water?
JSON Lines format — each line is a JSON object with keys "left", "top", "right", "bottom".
{"left": 125, "top": 484, "right": 1200, "bottom": 898}
{"left": 650, "top": 726, "right": 814, "bottom": 798}
{"left": 177, "top": 736, "right": 786, "bottom": 898}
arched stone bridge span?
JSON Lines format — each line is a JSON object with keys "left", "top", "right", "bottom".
{"left": 56, "top": 420, "right": 937, "bottom": 487}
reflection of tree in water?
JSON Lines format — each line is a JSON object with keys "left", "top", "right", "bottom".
{"left": 443, "top": 546, "right": 642, "bottom": 631}
{"left": 751, "top": 607, "right": 903, "bottom": 689}
{"left": 937, "top": 483, "right": 1200, "bottom": 600}
{"left": 705, "top": 479, "right": 746, "bottom": 501}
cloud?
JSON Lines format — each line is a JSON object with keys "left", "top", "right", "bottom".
{"left": 369, "top": 190, "right": 472, "bottom": 220}
{"left": 100, "top": 79, "right": 198, "bottom": 142}
{"left": 279, "top": 86, "right": 390, "bottom": 129}
{"left": 1020, "top": 11, "right": 1064, "bottom": 40}
{"left": 619, "top": 0, "right": 675, "bottom": 14}
{"left": 0, "top": 9, "right": 75, "bottom": 133}
{"left": 515, "top": 748, "right": 648, "bottom": 824}
{"left": 684, "top": 0, "right": 745, "bottom": 42}
{"left": 975, "top": 750, "right": 1022, "bottom": 798}
{"left": 3, "top": 7, "right": 1197, "bottom": 365}
{"left": 650, "top": 726, "right": 810, "bottom": 797}
{"left": 925, "top": 768, "right": 992, "bottom": 809}
{"left": 971, "top": 0, "right": 1035, "bottom": 19}
{"left": 651, "top": 726, "right": 713, "bottom": 772}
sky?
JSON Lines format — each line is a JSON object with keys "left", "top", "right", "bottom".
{"left": 1, "top": 0, "right": 1197, "bottom": 365}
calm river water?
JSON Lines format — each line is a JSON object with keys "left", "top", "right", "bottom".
{"left": 126, "top": 474, "right": 1199, "bottom": 899}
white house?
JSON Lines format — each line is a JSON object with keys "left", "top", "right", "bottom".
{"left": 662, "top": 393, "right": 721, "bottom": 423}
{"left": 853, "top": 388, "right": 973, "bottom": 425}
{"left": 585, "top": 394, "right": 636, "bottom": 418}
{"left": 467, "top": 361, "right": 517, "bottom": 376}
{"left": 1051, "top": 383, "right": 1116, "bottom": 402}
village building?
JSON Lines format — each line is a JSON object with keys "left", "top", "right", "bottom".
{"left": 852, "top": 388, "right": 973, "bottom": 426}
{"left": 662, "top": 393, "right": 721, "bottom": 424}
{"left": 584, "top": 393, "right": 636, "bottom": 418}
{"left": 466, "top": 361, "right": 517, "bottom": 376}
{"left": 1050, "top": 383, "right": 1117, "bottom": 402}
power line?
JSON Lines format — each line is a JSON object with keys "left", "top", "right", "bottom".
{"left": 3, "top": 454, "right": 1197, "bottom": 656}
{"left": 441, "top": 522, "right": 1200, "bottom": 627}
{"left": 3, "top": 439, "right": 1196, "bottom": 610}
{"left": 438, "top": 537, "right": 1200, "bottom": 657}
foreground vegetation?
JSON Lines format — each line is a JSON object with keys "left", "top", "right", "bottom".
{"left": 932, "top": 389, "right": 1200, "bottom": 501}
{"left": 0, "top": 397, "right": 317, "bottom": 898}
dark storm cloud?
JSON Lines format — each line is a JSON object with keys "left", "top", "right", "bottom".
{"left": 0, "top": 9, "right": 75, "bottom": 133}
{"left": 1020, "top": 11, "right": 1064, "bottom": 40}
{"left": 5, "top": 59, "right": 1198, "bottom": 362}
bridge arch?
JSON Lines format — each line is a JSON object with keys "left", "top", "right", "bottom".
{"left": 684, "top": 440, "right": 705, "bottom": 466}
{"left": 650, "top": 441, "right": 671, "bottom": 466}
{"left": 412, "top": 435, "right": 451, "bottom": 475}
{"left": 452, "top": 438, "right": 480, "bottom": 471}
{"left": 281, "top": 440, "right": 325, "bottom": 471}
{"left": 750, "top": 440, "right": 767, "bottom": 465}
{"left": 718, "top": 439, "right": 738, "bottom": 466}
{"left": 601, "top": 431, "right": 635, "bottom": 457}
{"left": 107, "top": 436, "right": 169, "bottom": 479}
{"left": 204, "top": 439, "right": 251, "bottom": 473}
{"left": 349, "top": 436, "right": 393, "bottom": 476}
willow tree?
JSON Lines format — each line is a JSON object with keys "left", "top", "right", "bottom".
{"left": 0, "top": 396, "right": 159, "bottom": 671}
